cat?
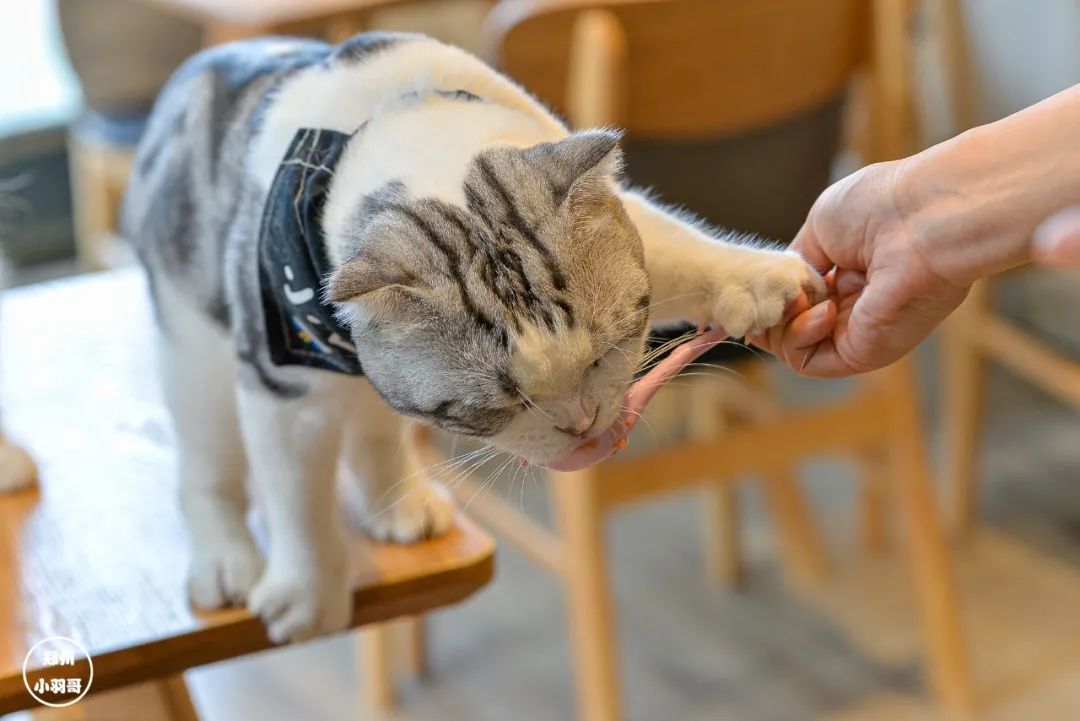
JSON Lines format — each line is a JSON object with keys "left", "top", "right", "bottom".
{"left": 123, "top": 32, "right": 825, "bottom": 643}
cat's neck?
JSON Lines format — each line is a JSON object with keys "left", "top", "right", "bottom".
{"left": 249, "top": 35, "right": 569, "bottom": 268}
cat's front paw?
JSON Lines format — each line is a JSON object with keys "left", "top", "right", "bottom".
{"left": 710, "top": 249, "right": 825, "bottom": 338}
{"left": 248, "top": 552, "right": 351, "bottom": 644}
{"left": 187, "top": 536, "right": 265, "bottom": 609}
{"left": 364, "top": 481, "right": 455, "bottom": 544}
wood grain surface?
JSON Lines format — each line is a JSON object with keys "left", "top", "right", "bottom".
{"left": 0, "top": 270, "right": 494, "bottom": 714}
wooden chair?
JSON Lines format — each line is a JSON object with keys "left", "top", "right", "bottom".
{"left": 0, "top": 270, "right": 494, "bottom": 719}
{"left": 405, "top": 1, "right": 977, "bottom": 719}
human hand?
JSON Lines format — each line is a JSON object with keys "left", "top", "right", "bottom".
{"left": 750, "top": 159, "right": 970, "bottom": 377}
{"left": 1033, "top": 206, "right": 1080, "bottom": 267}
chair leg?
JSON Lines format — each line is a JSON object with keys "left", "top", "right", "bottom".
{"left": 701, "top": 483, "right": 745, "bottom": 585}
{"left": 883, "top": 360, "right": 977, "bottom": 714}
{"left": 404, "top": 615, "right": 428, "bottom": 679}
{"left": 760, "top": 466, "right": 830, "bottom": 587}
{"left": 67, "top": 136, "right": 114, "bottom": 273}
{"left": 359, "top": 625, "right": 396, "bottom": 716}
{"left": 158, "top": 675, "right": 200, "bottom": 721}
{"left": 856, "top": 449, "right": 891, "bottom": 553}
{"left": 943, "top": 280, "right": 990, "bottom": 538}
{"left": 688, "top": 379, "right": 745, "bottom": 586}
{"left": 741, "top": 362, "right": 831, "bottom": 587}
{"left": 550, "top": 468, "right": 623, "bottom": 721}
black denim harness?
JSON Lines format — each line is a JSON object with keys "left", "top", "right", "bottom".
{"left": 257, "top": 90, "right": 483, "bottom": 376}
{"left": 257, "top": 127, "right": 364, "bottom": 375}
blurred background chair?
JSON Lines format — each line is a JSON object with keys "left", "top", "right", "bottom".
{"left": 58, "top": 0, "right": 202, "bottom": 271}
{"left": 937, "top": 0, "right": 1080, "bottom": 539}
{"left": 404, "top": 2, "right": 975, "bottom": 719}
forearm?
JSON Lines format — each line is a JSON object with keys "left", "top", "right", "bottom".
{"left": 899, "top": 83, "right": 1080, "bottom": 286}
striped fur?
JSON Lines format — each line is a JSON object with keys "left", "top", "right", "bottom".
{"left": 122, "top": 32, "right": 824, "bottom": 641}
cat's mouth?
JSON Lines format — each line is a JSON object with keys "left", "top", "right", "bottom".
{"left": 538, "top": 327, "right": 729, "bottom": 472}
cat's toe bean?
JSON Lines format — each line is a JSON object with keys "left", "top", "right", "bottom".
{"left": 365, "top": 481, "right": 455, "bottom": 544}
{"left": 187, "top": 539, "right": 265, "bottom": 609}
{"left": 248, "top": 565, "right": 352, "bottom": 644}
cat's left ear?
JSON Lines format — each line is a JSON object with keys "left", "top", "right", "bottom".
{"left": 325, "top": 255, "right": 417, "bottom": 303}
{"left": 522, "top": 127, "right": 624, "bottom": 202}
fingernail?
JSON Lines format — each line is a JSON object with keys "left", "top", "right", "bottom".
{"left": 808, "top": 301, "right": 831, "bottom": 321}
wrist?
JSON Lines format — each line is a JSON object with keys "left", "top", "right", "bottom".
{"left": 893, "top": 128, "right": 1013, "bottom": 288}
{"left": 897, "top": 104, "right": 1080, "bottom": 287}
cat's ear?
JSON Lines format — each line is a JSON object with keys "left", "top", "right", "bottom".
{"left": 523, "top": 127, "right": 624, "bottom": 201}
{"left": 325, "top": 256, "right": 418, "bottom": 303}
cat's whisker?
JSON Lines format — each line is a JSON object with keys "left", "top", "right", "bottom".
{"left": 360, "top": 445, "right": 496, "bottom": 524}
{"left": 517, "top": 389, "right": 555, "bottom": 423}
{"left": 620, "top": 404, "right": 660, "bottom": 449}
{"left": 463, "top": 453, "right": 516, "bottom": 511}
{"left": 360, "top": 445, "right": 500, "bottom": 528}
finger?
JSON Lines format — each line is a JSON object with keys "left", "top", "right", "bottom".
{"left": 790, "top": 220, "right": 833, "bottom": 275}
{"left": 834, "top": 269, "right": 867, "bottom": 297}
{"left": 782, "top": 290, "right": 813, "bottom": 324}
{"left": 786, "top": 337, "right": 858, "bottom": 378}
{"left": 1033, "top": 206, "right": 1080, "bottom": 267}
{"left": 778, "top": 301, "right": 836, "bottom": 367}
{"left": 749, "top": 299, "right": 834, "bottom": 358}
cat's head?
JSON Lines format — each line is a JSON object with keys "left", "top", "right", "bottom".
{"left": 327, "top": 129, "right": 650, "bottom": 464}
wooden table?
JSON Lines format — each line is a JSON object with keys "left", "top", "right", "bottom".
{"left": 0, "top": 270, "right": 494, "bottom": 715}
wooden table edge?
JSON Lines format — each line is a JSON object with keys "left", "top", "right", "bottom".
{"left": 0, "top": 546, "right": 493, "bottom": 714}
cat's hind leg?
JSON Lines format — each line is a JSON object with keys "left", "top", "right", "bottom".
{"left": 344, "top": 383, "right": 454, "bottom": 544}
{"left": 156, "top": 282, "right": 264, "bottom": 609}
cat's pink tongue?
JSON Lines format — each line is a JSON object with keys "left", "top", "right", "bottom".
{"left": 540, "top": 327, "right": 730, "bottom": 472}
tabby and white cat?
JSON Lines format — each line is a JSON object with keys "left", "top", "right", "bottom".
{"left": 124, "top": 33, "right": 824, "bottom": 642}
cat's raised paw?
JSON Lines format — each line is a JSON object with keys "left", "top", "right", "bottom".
{"left": 248, "top": 561, "right": 352, "bottom": 644}
{"left": 365, "top": 481, "right": 455, "bottom": 544}
{"left": 187, "top": 538, "right": 265, "bottom": 609}
{"left": 710, "top": 250, "right": 826, "bottom": 338}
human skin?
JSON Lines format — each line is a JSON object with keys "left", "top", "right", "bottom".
{"left": 752, "top": 83, "right": 1080, "bottom": 377}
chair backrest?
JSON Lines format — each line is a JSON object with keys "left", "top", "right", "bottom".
{"left": 486, "top": 0, "right": 872, "bottom": 142}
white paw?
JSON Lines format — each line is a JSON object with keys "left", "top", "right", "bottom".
{"left": 187, "top": 537, "right": 265, "bottom": 610}
{"left": 365, "top": 481, "right": 455, "bottom": 544}
{"left": 710, "top": 249, "right": 826, "bottom": 338}
{"left": 248, "top": 558, "right": 352, "bottom": 644}
{"left": 0, "top": 439, "right": 36, "bottom": 493}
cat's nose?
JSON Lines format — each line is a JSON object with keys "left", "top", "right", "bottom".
{"left": 557, "top": 407, "right": 598, "bottom": 438}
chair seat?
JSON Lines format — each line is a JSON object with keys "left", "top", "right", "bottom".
{"left": 0, "top": 270, "right": 494, "bottom": 713}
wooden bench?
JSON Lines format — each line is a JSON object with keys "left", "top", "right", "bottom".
{"left": 0, "top": 270, "right": 494, "bottom": 716}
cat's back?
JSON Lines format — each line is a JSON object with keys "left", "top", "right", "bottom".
{"left": 122, "top": 33, "right": 423, "bottom": 325}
